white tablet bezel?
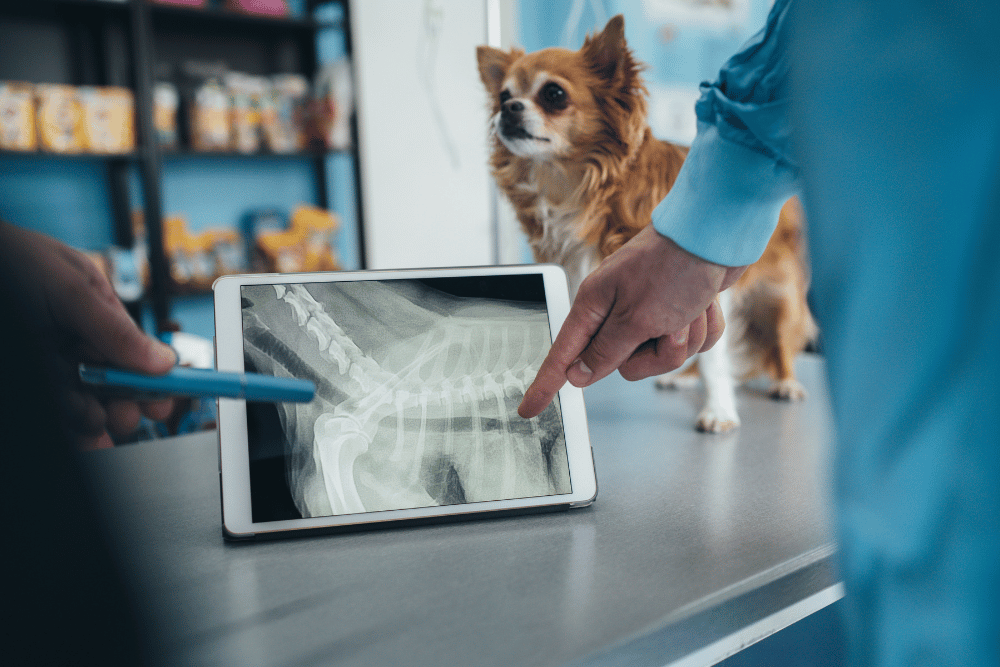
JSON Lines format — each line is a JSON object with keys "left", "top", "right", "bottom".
{"left": 214, "top": 264, "right": 597, "bottom": 539}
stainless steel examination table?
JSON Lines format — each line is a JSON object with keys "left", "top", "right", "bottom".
{"left": 85, "top": 354, "right": 841, "bottom": 667}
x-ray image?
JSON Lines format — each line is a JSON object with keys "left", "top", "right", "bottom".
{"left": 241, "top": 277, "right": 571, "bottom": 522}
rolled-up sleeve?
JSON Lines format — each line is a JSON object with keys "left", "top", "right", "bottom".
{"left": 652, "top": 0, "right": 799, "bottom": 267}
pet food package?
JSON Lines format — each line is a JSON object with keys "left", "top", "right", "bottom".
{"left": 225, "top": 0, "right": 288, "bottom": 18}
{"left": 203, "top": 227, "right": 247, "bottom": 277}
{"left": 151, "top": 0, "right": 207, "bottom": 7}
{"left": 256, "top": 227, "right": 306, "bottom": 274}
{"left": 312, "top": 58, "right": 353, "bottom": 150}
{"left": 106, "top": 244, "right": 145, "bottom": 302}
{"left": 0, "top": 82, "right": 36, "bottom": 151}
{"left": 226, "top": 73, "right": 266, "bottom": 154}
{"left": 253, "top": 205, "right": 341, "bottom": 274}
{"left": 164, "top": 215, "right": 248, "bottom": 291}
{"left": 190, "top": 77, "right": 230, "bottom": 151}
{"left": 36, "top": 84, "right": 85, "bottom": 153}
{"left": 243, "top": 208, "right": 286, "bottom": 272}
{"left": 164, "top": 215, "right": 216, "bottom": 290}
{"left": 154, "top": 82, "right": 179, "bottom": 149}
{"left": 261, "top": 74, "right": 308, "bottom": 153}
{"left": 292, "top": 205, "right": 341, "bottom": 272}
{"left": 79, "top": 86, "right": 135, "bottom": 154}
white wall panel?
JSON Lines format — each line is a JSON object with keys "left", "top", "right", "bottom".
{"left": 352, "top": 0, "right": 495, "bottom": 269}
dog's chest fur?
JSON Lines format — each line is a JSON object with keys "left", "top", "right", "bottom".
{"left": 516, "top": 162, "right": 601, "bottom": 295}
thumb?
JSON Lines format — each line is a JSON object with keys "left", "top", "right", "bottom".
{"left": 87, "top": 306, "right": 176, "bottom": 374}
{"left": 59, "top": 261, "right": 176, "bottom": 374}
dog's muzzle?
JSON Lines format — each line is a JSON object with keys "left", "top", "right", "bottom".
{"left": 499, "top": 100, "right": 548, "bottom": 142}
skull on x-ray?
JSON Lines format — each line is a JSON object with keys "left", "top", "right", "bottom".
{"left": 241, "top": 279, "right": 571, "bottom": 518}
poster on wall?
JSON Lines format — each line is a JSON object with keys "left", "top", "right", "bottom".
{"left": 646, "top": 84, "right": 701, "bottom": 145}
{"left": 642, "top": 0, "right": 751, "bottom": 31}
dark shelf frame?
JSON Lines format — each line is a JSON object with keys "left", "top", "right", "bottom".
{"left": 0, "top": 149, "right": 140, "bottom": 160}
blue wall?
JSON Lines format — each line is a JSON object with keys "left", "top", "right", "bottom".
{"left": 518, "top": 0, "right": 770, "bottom": 85}
{"left": 0, "top": 157, "right": 116, "bottom": 250}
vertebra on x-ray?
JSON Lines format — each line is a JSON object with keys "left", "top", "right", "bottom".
{"left": 241, "top": 279, "right": 570, "bottom": 519}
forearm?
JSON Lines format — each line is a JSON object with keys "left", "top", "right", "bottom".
{"left": 654, "top": 0, "right": 798, "bottom": 267}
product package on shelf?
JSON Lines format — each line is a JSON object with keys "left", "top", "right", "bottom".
{"left": 190, "top": 77, "right": 230, "bottom": 151}
{"left": 261, "top": 74, "right": 308, "bottom": 153}
{"left": 106, "top": 245, "right": 145, "bottom": 302}
{"left": 79, "top": 86, "right": 135, "bottom": 154}
{"left": 254, "top": 204, "right": 341, "bottom": 274}
{"left": 225, "top": 0, "right": 288, "bottom": 18}
{"left": 226, "top": 72, "right": 267, "bottom": 154}
{"left": 154, "top": 81, "right": 179, "bottom": 150}
{"left": 0, "top": 81, "right": 36, "bottom": 152}
{"left": 243, "top": 208, "right": 286, "bottom": 272}
{"left": 35, "top": 84, "right": 85, "bottom": 153}
{"left": 79, "top": 239, "right": 147, "bottom": 304}
{"left": 163, "top": 214, "right": 248, "bottom": 292}
{"left": 311, "top": 58, "right": 353, "bottom": 150}
{"left": 203, "top": 227, "right": 247, "bottom": 277}
{"left": 294, "top": 205, "right": 341, "bottom": 271}
{"left": 151, "top": 0, "right": 208, "bottom": 6}
{"left": 165, "top": 216, "right": 213, "bottom": 290}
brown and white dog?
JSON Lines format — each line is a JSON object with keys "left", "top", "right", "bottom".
{"left": 477, "top": 15, "right": 816, "bottom": 432}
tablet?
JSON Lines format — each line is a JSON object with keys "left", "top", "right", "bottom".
{"left": 214, "top": 264, "right": 597, "bottom": 540}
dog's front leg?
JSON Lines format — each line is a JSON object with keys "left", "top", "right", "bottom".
{"left": 695, "top": 289, "right": 740, "bottom": 433}
{"left": 562, "top": 245, "right": 601, "bottom": 302}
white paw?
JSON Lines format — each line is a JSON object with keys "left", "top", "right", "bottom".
{"left": 769, "top": 379, "right": 807, "bottom": 402}
{"left": 696, "top": 408, "right": 740, "bottom": 433}
{"left": 655, "top": 372, "right": 700, "bottom": 390}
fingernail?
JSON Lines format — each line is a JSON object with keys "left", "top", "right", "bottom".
{"left": 154, "top": 340, "right": 178, "bottom": 366}
{"left": 517, "top": 396, "right": 530, "bottom": 419}
{"left": 567, "top": 360, "right": 593, "bottom": 388}
{"left": 670, "top": 329, "right": 688, "bottom": 346}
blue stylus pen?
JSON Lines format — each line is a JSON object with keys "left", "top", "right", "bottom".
{"left": 78, "top": 364, "right": 316, "bottom": 403}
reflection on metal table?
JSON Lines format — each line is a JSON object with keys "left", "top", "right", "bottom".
{"left": 85, "top": 354, "right": 840, "bottom": 667}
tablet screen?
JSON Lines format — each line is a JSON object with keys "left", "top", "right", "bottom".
{"left": 239, "top": 275, "right": 571, "bottom": 523}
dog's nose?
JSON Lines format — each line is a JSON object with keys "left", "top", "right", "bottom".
{"left": 499, "top": 99, "right": 529, "bottom": 139}
{"left": 502, "top": 100, "right": 524, "bottom": 115}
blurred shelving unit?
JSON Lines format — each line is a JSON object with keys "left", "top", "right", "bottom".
{"left": 0, "top": 0, "right": 364, "bottom": 334}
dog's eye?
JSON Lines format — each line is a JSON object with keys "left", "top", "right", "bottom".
{"left": 540, "top": 83, "right": 567, "bottom": 107}
{"left": 499, "top": 90, "right": 511, "bottom": 104}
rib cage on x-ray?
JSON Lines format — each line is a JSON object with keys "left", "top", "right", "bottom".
{"left": 241, "top": 280, "right": 571, "bottom": 519}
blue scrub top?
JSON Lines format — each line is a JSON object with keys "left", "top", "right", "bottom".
{"left": 651, "top": 0, "right": 1000, "bottom": 664}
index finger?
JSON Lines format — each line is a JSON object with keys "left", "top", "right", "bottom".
{"left": 518, "top": 298, "right": 608, "bottom": 419}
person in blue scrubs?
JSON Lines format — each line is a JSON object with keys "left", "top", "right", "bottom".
{"left": 519, "top": 1, "right": 1000, "bottom": 664}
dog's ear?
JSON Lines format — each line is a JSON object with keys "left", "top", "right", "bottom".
{"left": 477, "top": 46, "right": 519, "bottom": 95}
{"left": 582, "top": 15, "right": 628, "bottom": 81}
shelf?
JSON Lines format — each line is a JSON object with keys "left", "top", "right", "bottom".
{"left": 0, "top": 149, "right": 139, "bottom": 161}
{"left": 0, "top": 0, "right": 129, "bottom": 21}
{"left": 160, "top": 148, "right": 350, "bottom": 159}
{"left": 0, "top": 148, "right": 350, "bottom": 161}
{"left": 0, "top": 0, "right": 341, "bottom": 31}
{"left": 148, "top": 3, "right": 342, "bottom": 33}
